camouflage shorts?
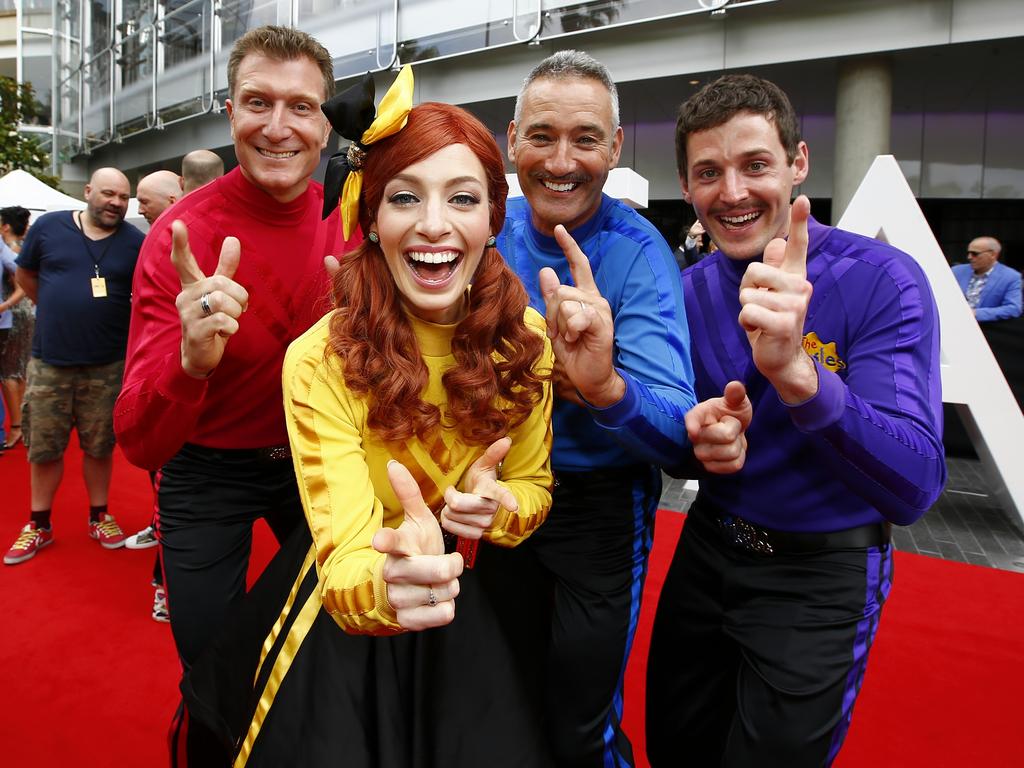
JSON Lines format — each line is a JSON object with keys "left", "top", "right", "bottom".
{"left": 23, "top": 358, "right": 125, "bottom": 463}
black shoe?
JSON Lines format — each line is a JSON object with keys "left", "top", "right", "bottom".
{"left": 2, "top": 425, "right": 23, "bottom": 450}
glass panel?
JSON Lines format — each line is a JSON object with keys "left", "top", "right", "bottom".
{"left": 379, "top": 0, "right": 396, "bottom": 71}
{"left": 161, "top": 0, "right": 207, "bottom": 67}
{"left": 982, "top": 113, "right": 1024, "bottom": 200}
{"left": 11, "top": 0, "right": 55, "bottom": 10}
{"left": 56, "top": 0, "right": 82, "bottom": 36}
{"left": 302, "top": 0, "right": 779, "bottom": 79}
{"left": 56, "top": 71, "right": 83, "bottom": 160}
{"left": 114, "top": 25, "right": 155, "bottom": 138}
{"left": 514, "top": 0, "right": 541, "bottom": 41}
{"left": 118, "top": 0, "right": 156, "bottom": 38}
{"left": 16, "top": 0, "right": 53, "bottom": 29}
{"left": 56, "top": 0, "right": 82, "bottom": 35}
{"left": 539, "top": 0, "right": 776, "bottom": 34}
{"left": 19, "top": 30, "right": 54, "bottom": 128}
{"left": 56, "top": 129, "right": 80, "bottom": 166}
{"left": 22, "top": 129, "right": 54, "bottom": 158}
{"left": 57, "top": 36, "right": 83, "bottom": 82}
{"left": 321, "top": 0, "right": 520, "bottom": 77}
{"left": 796, "top": 114, "right": 833, "bottom": 200}
{"left": 82, "top": 52, "right": 113, "bottom": 150}
{"left": 87, "top": 0, "right": 114, "bottom": 57}
{"left": 219, "top": 0, "right": 292, "bottom": 50}
{"left": 301, "top": 0, "right": 400, "bottom": 81}
{"left": 56, "top": 0, "right": 83, "bottom": 78}
{"left": 892, "top": 112, "right": 923, "bottom": 197}
{"left": 921, "top": 113, "right": 984, "bottom": 198}
{"left": 158, "top": 0, "right": 213, "bottom": 125}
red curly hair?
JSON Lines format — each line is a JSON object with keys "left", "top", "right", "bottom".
{"left": 329, "top": 102, "right": 546, "bottom": 445}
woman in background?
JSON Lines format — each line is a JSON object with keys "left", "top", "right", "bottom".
{"left": 0, "top": 206, "right": 32, "bottom": 449}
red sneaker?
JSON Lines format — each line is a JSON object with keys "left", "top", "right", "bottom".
{"left": 3, "top": 523, "right": 54, "bottom": 565}
{"left": 89, "top": 515, "right": 126, "bottom": 549}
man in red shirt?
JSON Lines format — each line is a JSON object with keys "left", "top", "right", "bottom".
{"left": 114, "top": 25, "right": 353, "bottom": 766}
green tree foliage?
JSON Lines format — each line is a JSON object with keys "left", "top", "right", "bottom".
{"left": 0, "top": 76, "right": 60, "bottom": 188}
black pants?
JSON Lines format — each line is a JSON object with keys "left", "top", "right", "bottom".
{"left": 646, "top": 502, "right": 893, "bottom": 768}
{"left": 156, "top": 443, "right": 304, "bottom": 767}
{"left": 147, "top": 470, "right": 163, "bottom": 588}
{"left": 528, "top": 464, "right": 660, "bottom": 768}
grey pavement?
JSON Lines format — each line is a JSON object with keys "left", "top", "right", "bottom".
{"left": 659, "top": 457, "right": 1024, "bottom": 574}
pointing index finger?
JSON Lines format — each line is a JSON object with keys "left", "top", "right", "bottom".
{"left": 782, "top": 195, "right": 810, "bottom": 278}
{"left": 553, "top": 224, "right": 598, "bottom": 294}
{"left": 170, "top": 219, "right": 206, "bottom": 287}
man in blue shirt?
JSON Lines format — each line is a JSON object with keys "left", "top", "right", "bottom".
{"left": 952, "top": 236, "right": 1022, "bottom": 322}
{"left": 5, "top": 168, "right": 143, "bottom": 565}
{"left": 500, "top": 50, "right": 748, "bottom": 767}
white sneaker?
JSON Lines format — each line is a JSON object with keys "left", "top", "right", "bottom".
{"left": 152, "top": 587, "right": 170, "bottom": 623}
{"left": 125, "top": 525, "right": 158, "bottom": 550}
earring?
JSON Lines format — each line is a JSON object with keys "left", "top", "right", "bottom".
{"left": 485, "top": 235, "right": 496, "bottom": 248}
{"left": 367, "top": 231, "right": 379, "bottom": 244}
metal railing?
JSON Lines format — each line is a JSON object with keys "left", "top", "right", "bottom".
{"left": 19, "top": 0, "right": 775, "bottom": 164}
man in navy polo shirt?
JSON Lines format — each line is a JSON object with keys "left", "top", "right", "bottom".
{"left": 4, "top": 167, "right": 143, "bottom": 565}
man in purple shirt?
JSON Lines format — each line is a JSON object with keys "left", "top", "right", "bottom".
{"left": 646, "top": 74, "right": 946, "bottom": 767}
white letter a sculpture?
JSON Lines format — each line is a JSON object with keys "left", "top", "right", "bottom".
{"left": 839, "top": 155, "right": 1023, "bottom": 529}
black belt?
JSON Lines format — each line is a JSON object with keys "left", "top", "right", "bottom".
{"left": 697, "top": 503, "right": 890, "bottom": 556}
{"left": 184, "top": 442, "right": 292, "bottom": 464}
{"left": 256, "top": 445, "right": 292, "bottom": 462}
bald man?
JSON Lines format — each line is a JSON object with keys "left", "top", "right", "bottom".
{"left": 181, "top": 149, "right": 225, "bottom": 194}
{"left": 953, "top": 236, "right": 1023, "bottom": 322}
{"left": 137, "top": 170, "right": 184, "bottom": 225}
{"left": 4, "top": 168, "right": 145, "bottom": 566}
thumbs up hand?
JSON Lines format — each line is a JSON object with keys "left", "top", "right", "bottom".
{"left": 685, "top": 381, "right": 752, "bottom": 474}
{"left": 373, "top": 460, "right": 464, "bottom": 631}
{"left": 440, "top": 437, "right": 518, "bottom": 540}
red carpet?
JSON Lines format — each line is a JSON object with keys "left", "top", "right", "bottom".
{"left": 2, "top": 444, "right": 1022, "bottom": 766}
{"left": 622, "top": 513, "right": 1024, "bottom": 768}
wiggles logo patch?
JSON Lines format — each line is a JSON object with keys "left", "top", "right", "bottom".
{"left": 802, "top": 332, "right": 846, "bottom": 372}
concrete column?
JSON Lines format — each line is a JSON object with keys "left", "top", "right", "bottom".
{"left": 832, "top": 56, "right": 892, "bottom": 224}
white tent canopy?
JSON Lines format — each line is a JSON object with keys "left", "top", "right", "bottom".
{"left": 0, "top": 169, "right": 148, "bottom": 230}
{"left": 0, "top": 169, "right": 86, "bottom": 214}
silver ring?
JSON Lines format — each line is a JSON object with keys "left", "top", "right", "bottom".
{"left": 577, "top": 300, "right": 587, "bottom": 314}
{"left": 199, "top": 292, "right": 213, "bottom": 317}
{"left": 427, "top": 587, "right": 437, "bottom": 607}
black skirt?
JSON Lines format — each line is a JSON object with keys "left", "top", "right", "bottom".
{"left": 182, "top": 523, "right": 556, "bottom": 767}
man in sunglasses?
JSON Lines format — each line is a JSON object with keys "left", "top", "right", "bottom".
{"left": 953, "top": 237, "right": 1022, "bottom": 322}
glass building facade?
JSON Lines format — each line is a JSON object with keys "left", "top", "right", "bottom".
{"left": 19, "top": 0, "right": 772, "bottom": 173}
{"left": 8, "top": 0, "right": 1024, "bottom": 242}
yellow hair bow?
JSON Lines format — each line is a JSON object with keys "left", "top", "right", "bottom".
{"left": 321, "top": 65, "right": 414, "bottom": 240}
